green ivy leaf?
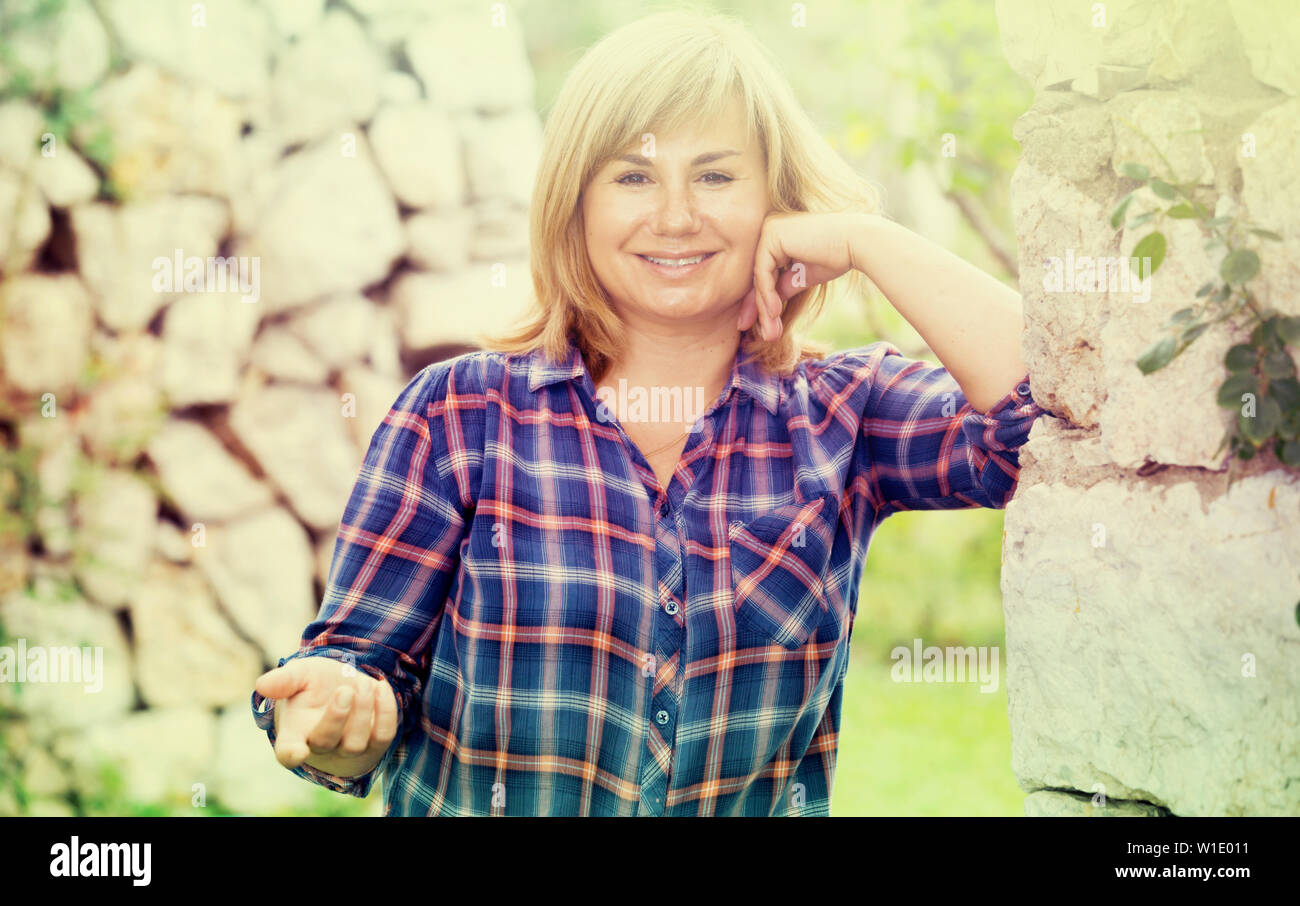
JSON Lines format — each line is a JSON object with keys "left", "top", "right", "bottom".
{"left": 1224, "top": 344, "right": 1257, "bottom": 372}
{"left": 1128, "top": 211, "right": 1157, "bottom": 228}
{"left": 1252, "top": 318, "right": 1278, "bottom": 346}
{"left": 1195, "top": 281, "right": 1214, "bottom": 298}
{"left": 1281, "top": 439, "right": 1300, "bottom": 466}
{"left": 1217, "top": 373, "right": 1258, "bottom": 408}
{"left": 1278, "top": 316, "right": 1300, "bottom": 345}
{"left": 1149, "top": 179, "right": 1177, "bottom": 200}
{"left": 1249, "top": 228, "right": 1283, "bottom": 241}
{"left": 1131, "top": 232, "right": 1166, "bottom": 277}
{"left": 1121, "top": 163, "right": 1149, "bottom": 180}
{"left": 1180, "top": 322, "right": 1209, "bottom": 343}
{"left": 1240, "top": 394, "right": 1282, "bottom": 444}
{"left": 1211, "top": 284, "right": 1232, "bottom": 303}
{"left": 1220, "top": 248, "right": 1260, "bottom": 285}
{"left": 1168, "top": 307, "right": 1195, "bottom": 325}
{"left": 1137, "top": 335, "right": 1176, "bottom": 374}
{"left": 1270, "top": 376, "right": 1300, "bottom": 410}
{"left": 1262, "top": 349, "right": 1297, "bottom": 379}
{"left": 1111, "top": 194, "right": 1134, "bottom": 229}
{"left": 1279, "top": 408, "right": 1300, "bottom": 440}
{"left": 1166, "top": 203, "right": 1198, "bottom": 218}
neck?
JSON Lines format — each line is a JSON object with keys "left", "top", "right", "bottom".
{"left": 592, "top": 322, "right": 740, "bottom": 417}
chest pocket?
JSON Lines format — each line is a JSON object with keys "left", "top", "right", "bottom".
{"left": 728, "top": 493, "right": 839, "bottom": 650}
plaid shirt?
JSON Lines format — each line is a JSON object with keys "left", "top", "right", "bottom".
{"left": 251, "top": 333, "right": 1045, "bottom": 815}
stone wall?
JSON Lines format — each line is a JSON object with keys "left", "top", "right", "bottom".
{"left": 997, "top": 0, "right": 1300, "bottom": 816}
{"left": 0, "top": 0, "right": 539, "bottom": 815}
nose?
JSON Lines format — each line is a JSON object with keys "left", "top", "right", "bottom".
{"left": 649, "top": 180, "right": 702, "bottom": 236}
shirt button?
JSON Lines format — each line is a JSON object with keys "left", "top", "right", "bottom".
{"left": 655, "top": 710, "right": 669, "bottom": 725}
{"left": 1017, "top": 381, "right": 1031, "bottom": 397}
{"left": 658, "top": 501, "right": 670, "bottom": 517}
{"left": 664, "top": 600, "right": 679, "bottom": 615}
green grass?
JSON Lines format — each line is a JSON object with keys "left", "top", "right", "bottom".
{"left": 831, "top": 507, "right": 1025, "bottom": 816}
{"left": 832, "top": 656, "right": 1024, "bottom": 816}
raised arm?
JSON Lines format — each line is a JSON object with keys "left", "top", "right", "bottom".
{"left": 847, "top": 212, "right": 1030, "bottom": 413}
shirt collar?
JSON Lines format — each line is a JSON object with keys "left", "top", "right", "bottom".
{"left": 526, "top": 333, "right": 782, "bottom": 416}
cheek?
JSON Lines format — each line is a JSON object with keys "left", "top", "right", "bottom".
{"left": 716, "top": 209, "right": 765, "bottom": 258}
{"left": 583, "top": 192, "right": 625, "bottom": 244}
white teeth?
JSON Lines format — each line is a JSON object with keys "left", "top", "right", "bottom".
{"left": 643, "top": 254, "right": 707, "bottom": 267}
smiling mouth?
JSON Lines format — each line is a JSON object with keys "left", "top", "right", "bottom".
{"left": 635, "top": 252, "right": 718, "bottom": 273}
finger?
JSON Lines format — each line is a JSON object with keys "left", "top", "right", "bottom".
{"left": 255, "top": 662, "right": 309, "bottom": 700}
{"left": 754, "top": 245, "right": 780, "bottom": 341}
{"left": 305, "top": 684, "right": 355, "bottom": 753}
{"left": 766, "top": 258, "right": 791, "bottom": 337}
{"left": 751, "top": 247, "right": 768, "bottom": 338}
{"left": 271, "top": 691, "right": 317, "bottom": 767}
{"left": 763, "top": 271, "right": 783, "bottom": 341}
{"left": 371, "top": 680, "right": 399, "bottom": 749}
{"left": 338, "top": 678, "right": 374, "bottom": 755}
{"left": 777, "top": 266, "right": 799, "bottom": 300}
{"left": 775, "top": 271, "right": 790, "bottom": 340}
{"left": 737, "top": 287, "right": 759, "bottom": 331}
{"left": 273, "top": 720, "right": 312, "bottom": 769}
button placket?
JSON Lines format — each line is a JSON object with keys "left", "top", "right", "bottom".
{"left": 642, "top": 477, "right": 686, "bottom": 811}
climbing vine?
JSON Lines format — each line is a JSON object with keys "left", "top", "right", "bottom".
{"left": 1111, "top": 146, "right": 1300, "bottom": 470}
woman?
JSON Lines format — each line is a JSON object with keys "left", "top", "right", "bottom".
{"left": 251, "top": 9, "right": 1045, "bottom": 816}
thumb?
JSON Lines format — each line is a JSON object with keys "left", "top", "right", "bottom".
{"left": 255, "top": 662, "right": 309, "bottom": 700}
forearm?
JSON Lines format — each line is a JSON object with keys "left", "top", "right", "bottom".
{"left": 848, "top": 213, "right": 1029, "bottom": 412}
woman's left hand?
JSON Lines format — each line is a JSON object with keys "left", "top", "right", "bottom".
{"left": 738, "top": 211, "right": 868, "bottom": 341}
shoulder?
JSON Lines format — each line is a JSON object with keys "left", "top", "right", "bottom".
{"left": 405, "top": 348, "right": 535, "bottom": 407}
{"left": 787, "top": 340, "right": 906, "bottom": 406}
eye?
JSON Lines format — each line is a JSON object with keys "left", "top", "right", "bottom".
{"left": 614, "top": 171, "right": 735, "bottom": 185}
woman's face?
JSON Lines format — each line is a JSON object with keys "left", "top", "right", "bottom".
{"left": 581, "top": 98, "right": 771, "bottom": 334}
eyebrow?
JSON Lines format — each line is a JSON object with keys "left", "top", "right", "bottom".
{"left": 615, "top": 149, "right": 741, "bottom": 167}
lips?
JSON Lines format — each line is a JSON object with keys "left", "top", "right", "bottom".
{"left": 635, "top": 251, "right": 718, "bottom": 276}
{"left": 638, "top": 252, "right": 714, "bottom": 265}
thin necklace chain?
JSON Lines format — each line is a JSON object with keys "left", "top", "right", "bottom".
{"left": 639, "top": 428, "right": 689, "bottom": 458}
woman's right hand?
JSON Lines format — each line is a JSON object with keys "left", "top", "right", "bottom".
{"left": 254, "top": 656, "right": 399, "bottom": 779}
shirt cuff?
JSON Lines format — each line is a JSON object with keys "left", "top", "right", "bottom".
{"left": 960, "top": 372, "right": 1046, "bottom": 453}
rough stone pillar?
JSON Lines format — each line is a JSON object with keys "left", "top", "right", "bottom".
{"left": 995, "top": 0, "right": 1300, "bottom": 816}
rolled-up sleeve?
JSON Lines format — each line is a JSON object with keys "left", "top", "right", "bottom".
{"left": 854, "top": 342, "right": 1045, "bottom": 515}
{"left": 250, "top": 358, "right": 471, "bottom": 799}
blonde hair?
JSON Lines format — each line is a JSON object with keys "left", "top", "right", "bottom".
{"left": 482, "top": 5, "right": 884, "bottom": 378}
